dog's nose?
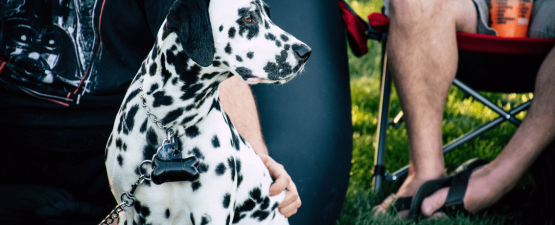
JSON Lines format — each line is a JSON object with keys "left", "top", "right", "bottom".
{"left": 293, "top": 44, "right": 312, "bottom": 62}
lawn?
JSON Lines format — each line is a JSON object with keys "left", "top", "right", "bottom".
{"left": 337, "top": 1, "right": 537, "bottom": 224}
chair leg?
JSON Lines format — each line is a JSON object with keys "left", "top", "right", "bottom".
{"left": 373, "top": 48, "right": 392, "bottom": 193}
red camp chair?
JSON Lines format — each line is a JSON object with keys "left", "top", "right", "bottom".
{"left": 339, "top": 1, "right": 555, "bottom": 192}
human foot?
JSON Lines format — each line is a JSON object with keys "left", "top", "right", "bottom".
{"left": 373, "top": 172, "right": 447, "bottom": 217}
{"left": 420, "top": 160, "right": 513, "bottom": 217}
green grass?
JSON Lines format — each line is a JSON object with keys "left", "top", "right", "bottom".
{"left": 338, "top": 1, "right": 536, "bottom": 224}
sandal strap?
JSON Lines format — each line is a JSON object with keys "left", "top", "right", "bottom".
{"left": 393, "top": 196, "right": 412, "bottom": 211}
{"left": 444, "top": 159, "right": 489, "bottom": 207}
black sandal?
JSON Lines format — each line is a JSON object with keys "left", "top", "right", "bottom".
{"left": 409, "top": 158, "right": 489, "bottom": 219}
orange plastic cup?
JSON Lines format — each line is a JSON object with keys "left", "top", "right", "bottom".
{"left": 490, "top": 0, "right": 533, "bottom": 37}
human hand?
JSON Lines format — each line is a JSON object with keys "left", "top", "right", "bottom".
{"left": 259, "top": 153, "right": 301, "bottom": 218}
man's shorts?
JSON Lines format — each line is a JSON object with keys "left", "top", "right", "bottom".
{"left": 474, "top": 0, "right": 555, "bottom": 38}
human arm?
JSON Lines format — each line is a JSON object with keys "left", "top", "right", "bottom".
{"left": 219, "top": 76, "right": 301, "bottom": 217}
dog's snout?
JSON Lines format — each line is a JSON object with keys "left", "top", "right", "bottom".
{"left": 293, "top": 44, "right": 312, "bottom": 62}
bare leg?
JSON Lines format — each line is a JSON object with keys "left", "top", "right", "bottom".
{"left": 375, "top": 0, "right": 478, "bottom": 215}
{"left": 421, "top": 47, "right": 555, "bottom": 215}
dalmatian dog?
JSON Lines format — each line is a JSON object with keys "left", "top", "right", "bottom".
{"left": 104, "top": 0, "right": 311, "bottom": 224}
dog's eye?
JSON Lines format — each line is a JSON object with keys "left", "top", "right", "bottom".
{"left": 243, "top": 15, "right": 252, "bottom": 23}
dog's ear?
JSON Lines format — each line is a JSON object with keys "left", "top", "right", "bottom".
{"left": 167, "top": 0, "right": 214, "bottom": 67}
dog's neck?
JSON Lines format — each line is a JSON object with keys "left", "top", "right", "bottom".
{"left": 138, "top": 26, "right": 230, "bottom": 132}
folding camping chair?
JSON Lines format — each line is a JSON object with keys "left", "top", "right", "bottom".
{"left": 339, "top": 1, "right": 555, "bottom": 192}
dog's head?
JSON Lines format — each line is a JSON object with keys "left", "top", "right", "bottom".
{"left": 166, "top": 0, "right": 311, "bottom": 84}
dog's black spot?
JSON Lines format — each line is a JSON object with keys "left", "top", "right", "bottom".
{"left": 237, "top": 8, "right": 260, "bottom": 40}
{"left": 115, "top": 138, "right": 123, "bottom": 150}
{"left": 264, "top": 50, "right": 292, "bottom": 80}
{"left": 165, "top": 209, "right": 170, "bottom": 219}
{"left": 275, "top": 40, "right": 281, "bottom": 47}
{"left": 236, "top": 159, "right": 242, "bottom": 173}
{"left": 265, "top": 33, "right": 276, "bottom": 41}
{"left": 143, "top": 144, "right": 156, "bottom": 165}
{"left": 146, "top": 127, "right": 158, "bottom": 146}
{"left": 152, "top": 91, "right": 173, "bottom": 107}
{"left": 181, "top": 114, "right": 196, "bottom": 124}
{"left": 149, "top": 63, "right": 157, "bottom": 76}
{"left": 216, "top": 163, "right": 226, "bottom": 176}
{"left": 170, "top": 45, "right": 177, "bottom": 52}
{"left": 261, "top": 197, "right": 270, "bottom": 210}
{"left": 191, "top": 147, "right": 204, "bottom": 159}
{"left": 211, "top": 99, "right": 221, "bottom": 112}
{"left": 237, "top": 175, "right": 243, "bottom": 187}
{"left": 122, "top": 143, "right": 127, "bottom": 152}
{"left": 190, "top": 213, "right": 196, "bottom": 225}
{"left": 251, "top": 210, "right": 270, "bottom": 221}
{"left": 139, "top": 119, "right": 148, "bottom": 133}
{"left": 212, "top": 61, "right": 221, "bottom": 67}
{"left": 235, "top": 199, "right": 256, "bottom": 213}
{"left": 225, "top": 43, "right": 232, "bottom": 55}
{"left": 226, "top": 215, "right": 230, "bottom": 225}
{"left": 185, "top": 125, "right": 200, "bottom": 138}
{"left": 180, "top": 83, "right": 203, "bottom": 100}
{"left": 134, "top": 200, "right": 142, "bottom": 217}
{"left": 140, "top": 63, "right": 147, "bottom": 75}
{"left": 202, "top": 72, "right": 220, "bottom": 80}
{"left": 228, "top": 157, "right": 236, "bottom": 181}
{"left": 201, "top": 215, "right": 210, "bottom": 225}
{"left": 223, "top": 61, "right": 229, "bottom": 67}
{"left": 123, "top": 105, "right": 139, "bottom": 135}
{"left": 235, "top": 67, "right": 253, "bottom": 78}
{"left": 232, "top": 211, "right": 245, "bottom": 224}
{"left": 271, "top": 202, "right": 279, "bottom": 211}
{"left": 117, "top": 154, "right": 123, "bottom": 167}
{"left": 239, "top": 135, "right": 246, "bottom": 145}
{"left": 219, "top": 25, "right": 224, "bottom": 32}
{"left": 120, "top": 87, "right": 137, "bottom": 113}
{"left": 198, "top": 163, "right": 209, "bottom": 173}
{"left": 141, "top": 205, "right": 150, "bottom": 217}
{"left": 250, "top": 187, "right": 263, "bottom": 203}
{"left": 229, "top": 27, "right": 236, "bottom": 38}
{"left": 147, "top": 83, "right": 159, "bottom": 95}
{"left": 280, "top": 34, "right": 289, "bottom": 42}
{"left": 117, "top": 115, "right": 124, "bottom": 134}
{"left": 247, "top": 52, "right": 254, "bottom": 59}
{"left": 264, "top": 20, "right": 270, "bottom": 29}
{"left": 284, "top": 44, "right": 290, "bottom": 51}
{"left": 125, "top": 88, "right": 141, "bottom": 105}
{"left": 171, "top": 77, "right": 178, "bottom": 85}
{"left": 160, "top": 53, "right": 172, "bottom": 85}
{"left": 212, "top": 135, "right": 220, "bottom": 148}
{"left": 124, "top": 220, "right": 128, "bottom": 225}
{"left": 185, "top": 104, "right": 195, "bottom": 111}
{"left": 161, "top": 108, "right": 184, "bottom": 125}
{"left": 192, "top": 181, "right": 201, "bottom": 191}
{"left": 236, "top": 55, "right": 243, "bottom": 62}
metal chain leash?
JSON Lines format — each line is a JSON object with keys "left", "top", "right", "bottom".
{"left": 138, "top": 78, "right": 172, "bottom": 130}
{"left": 99, "top": 173, "right": 149, "bottom": 225}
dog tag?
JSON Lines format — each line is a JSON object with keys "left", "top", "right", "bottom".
{"left": 151, "top": 156, "right": 200, "bottom": 185}
{"left": 156, "top": 136, "right": 182, "bottom": 160}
